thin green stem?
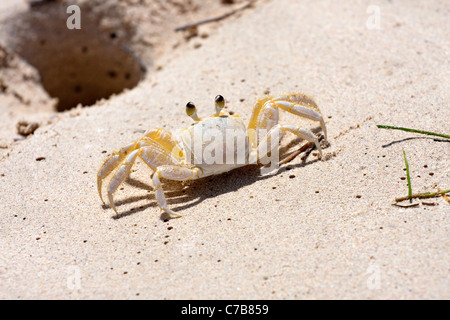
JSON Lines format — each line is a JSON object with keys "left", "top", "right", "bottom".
{"left": 376, "top": 125, "right": 450, "bottom": 139}
{"left": 403, "top": 150, "right": 412, "bottom": 200}
{"left": 395, "top": 189, "right": 450, "bottom": 202}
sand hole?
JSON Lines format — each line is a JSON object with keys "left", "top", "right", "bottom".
{"left": 6, "top": 3, "right": 146, "bottom": 111}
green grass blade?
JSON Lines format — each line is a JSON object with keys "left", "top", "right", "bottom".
{"left": 403, "top": 150, "right": 412, "bottom": 200}
{"left": 376, "top": 125, "right": 450, "bottom": 139}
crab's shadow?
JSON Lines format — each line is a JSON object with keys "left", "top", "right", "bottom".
{"left": 107, "top": 134, "right": 326, "bottom": 220}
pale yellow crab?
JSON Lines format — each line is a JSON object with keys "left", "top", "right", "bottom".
{"left": 97, "top": 94, "right": 328, "bottom": 218}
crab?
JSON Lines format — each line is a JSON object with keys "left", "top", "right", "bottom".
{"left": 97, "top": 93, "right": 328, "bottom": 218}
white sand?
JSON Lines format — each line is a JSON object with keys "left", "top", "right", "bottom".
{"left": 0, "top": 0, "right": 449, "bottom": 299}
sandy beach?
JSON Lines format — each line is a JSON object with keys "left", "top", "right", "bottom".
{"left": 0, "top": 0, "right": 448, "bottom": 299}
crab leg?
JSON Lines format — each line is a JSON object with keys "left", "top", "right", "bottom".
{"left": 107, "top": 149, "right": 140, "bottom": 214}
{"left": 105, "top": 143, "right": 183, "bottom": 215}
{"left": 97, "top": 142, "right": 136, "bottom": 204}
{"left": 280, "top": 124, "right": 322, "bottom": 158}
{"left": 273, "top": 96, "right": 327, "bottom": 142}
{"left": 152, "top": 165, "right": 201, "bottom": 218}
{"left": 254, "top": 124, "right": 322, "bottom": 163}
{"left": 248, "top": 100, "right": 279, "bottom": 152}
{"left": 99, "top": 128, "right": 187, "bottom": 215}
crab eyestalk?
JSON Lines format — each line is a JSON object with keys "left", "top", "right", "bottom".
{"left": 186, "top": 102, "right": 200, "bottom": 121}
{"left": 214, "top": 95, "right": 225, "bottom": 116}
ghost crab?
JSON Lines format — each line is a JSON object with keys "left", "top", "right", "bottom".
{"left": 97, "top": 93, "right": 328, "bottom": 218}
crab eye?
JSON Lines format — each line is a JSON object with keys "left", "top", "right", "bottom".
{"left": 186, "top": 101, "right": 200, "bottom": 121}
{"left": 186, "top": 102, "right": 196, "bottom": 116}
{"left": 215, "top": 95, "right": 225, "bottom": 109}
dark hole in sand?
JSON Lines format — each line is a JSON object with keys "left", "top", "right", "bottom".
{"left": 7, "top": 2, "right": 146, "bottom": 112}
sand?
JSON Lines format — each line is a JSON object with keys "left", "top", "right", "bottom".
{"left": 0, "top": 0, "right": 448, "bottom": 299}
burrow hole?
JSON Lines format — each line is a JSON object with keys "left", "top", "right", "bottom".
{"left": 7, "top": 2, "right": 146, "bottom": 111}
